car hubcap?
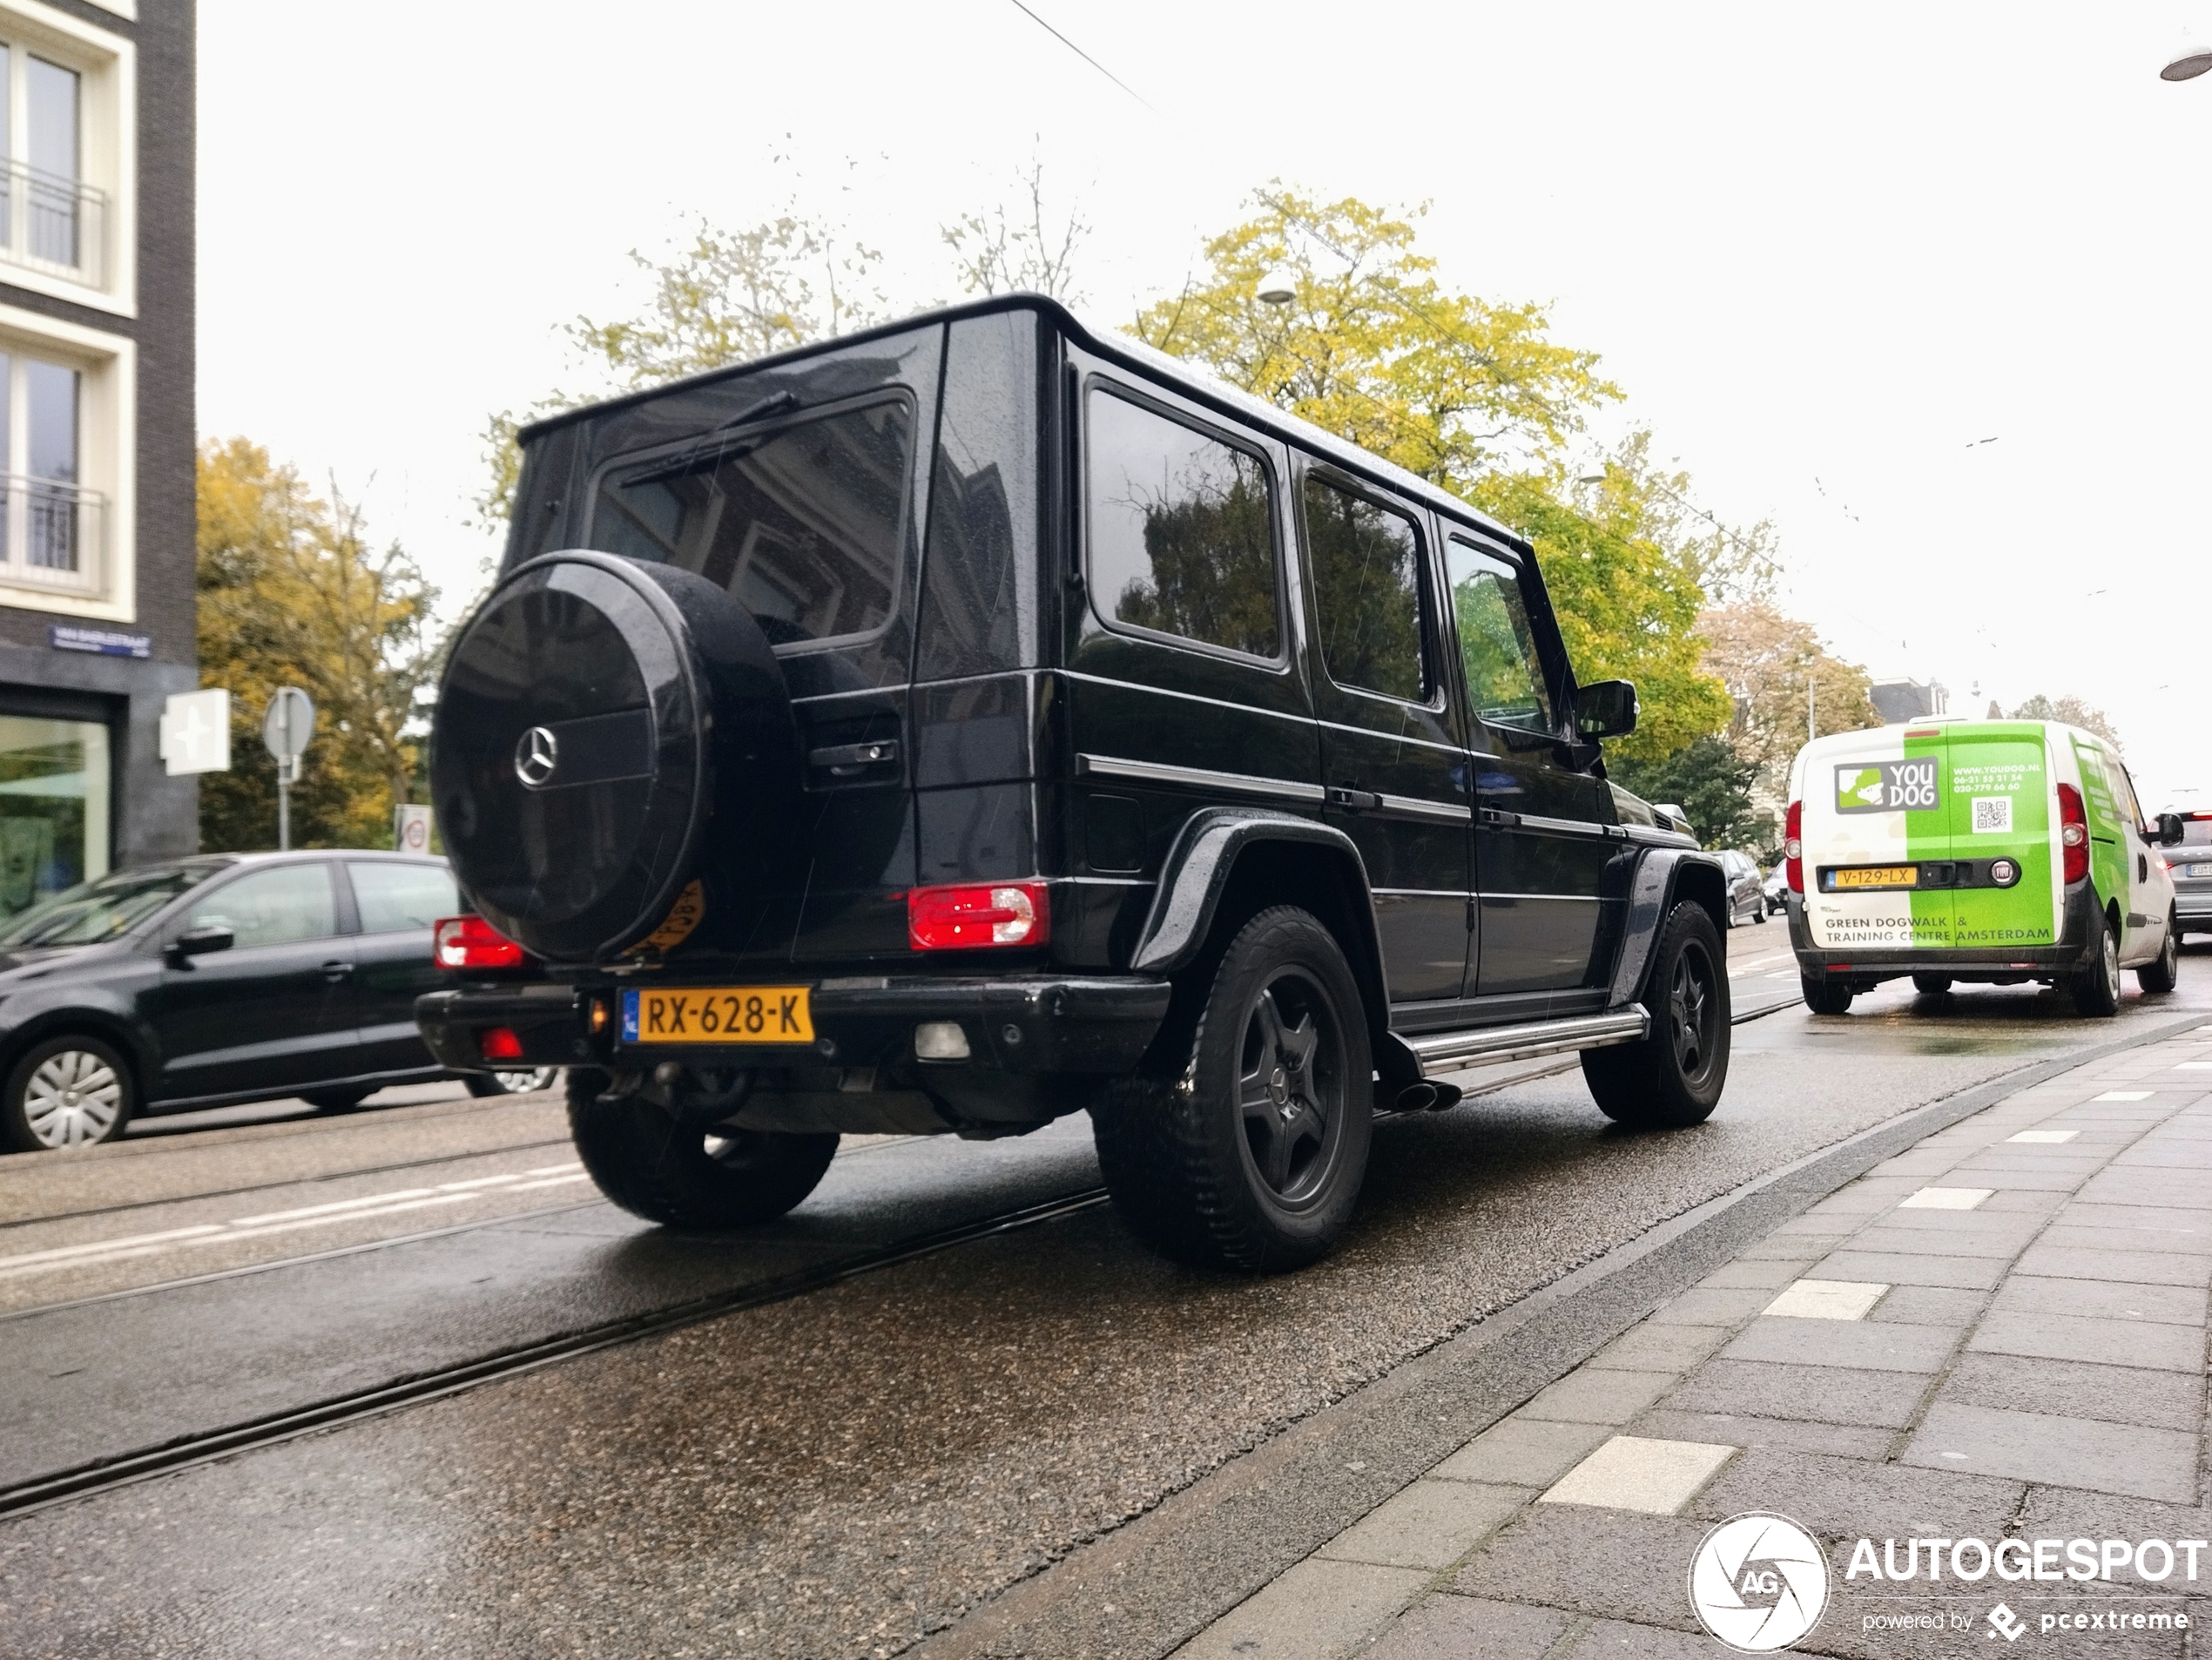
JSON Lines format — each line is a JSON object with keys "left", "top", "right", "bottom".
{"left": 1237, "top": 975, "right": 1342, "bottom": 1206}
{"left": 2104, "top": 932, "right": 2120, "bottom": 997}
{"left": 1669, "top": 943, "right": 1718, "bottom": 1083}
{"left": 24, "top": 1050, "right": 122, "bottom": 1149}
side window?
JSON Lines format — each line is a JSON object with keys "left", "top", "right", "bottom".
{"left": 2115, "top": 764, "right": 2151, "bottom": 835}
{"left": 347, "top": 862, "right": 458, "bottom": 935}
{"left": 1303, "top": 474, "right": 1429, "bottom": 701}
{"left": 1085, "top": 388, "right": 1279, "bottom": 658}
{"left": 185, "top": 864, "right": 337, "bottom": 949}
{"left": 1444, "top": 540, "right": 1554, "bottom": 735}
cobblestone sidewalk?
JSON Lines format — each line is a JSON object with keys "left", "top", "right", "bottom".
{"left": 1171, "top": 1024, "right": 2212, "bottom": 1659}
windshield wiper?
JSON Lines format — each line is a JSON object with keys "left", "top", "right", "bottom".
{"left": 619, "top": 390, "right": 803, "bottom": 489}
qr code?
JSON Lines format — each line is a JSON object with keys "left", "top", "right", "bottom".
{"left": 1972, "top": 796, "right": 2013, "bottom": 834}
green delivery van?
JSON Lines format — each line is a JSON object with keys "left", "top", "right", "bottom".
{"left": 1783, "top": 719, "right": 2187, "bottom": 1016}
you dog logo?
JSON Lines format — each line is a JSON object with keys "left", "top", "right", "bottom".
{"left": 1689, "top": 1512, "right": 1830, "bottom": 1652}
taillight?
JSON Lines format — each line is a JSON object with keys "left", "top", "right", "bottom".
{"left": 1784, "top": 800, "right": 1804, "bottom": 894}
{"left": 2058, "top": 783, "right": 2088, "bottom": 885}
{"left": 907, "top": 882, "right": 1050, "bottom": 950}
{"left": 435, "top": 914, "right": 525, "bottom": 970}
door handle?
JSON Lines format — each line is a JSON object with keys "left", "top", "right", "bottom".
{"left": 1476, "top": 807, "right": 1521, "bottom": 827}
{"left": 1328, "top": 786, "right": 1383, "bottom": 812}
{"left": 321, "top": 959, "right": 352, "bottom": 983}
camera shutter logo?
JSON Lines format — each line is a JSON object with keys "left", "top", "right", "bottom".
{"left": 514, "top": 725, "right": 560, "bottom": 788}
{"left": 1689, "top": 1512, "right": 1829, "bottom": 1652}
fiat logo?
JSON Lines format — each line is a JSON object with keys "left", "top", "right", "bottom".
{"left": 514, "top": 725, "right": 559, "bottom": 788}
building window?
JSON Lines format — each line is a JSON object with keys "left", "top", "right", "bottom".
{"left": 0, "top": 712, "right": 108, "bottom": 921}
{"left": 0, "top": 346, "right": 95, "bottom": 592}
{"left": 0, "top": 44, "right": 98, "bottom": 287}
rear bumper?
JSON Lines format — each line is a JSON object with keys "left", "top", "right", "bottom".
{"left": 415, "top": 974, "right": 1173, "bottom": 1077}
{"left": 1788, "top": 883, "right": 2099, "bottom": 982}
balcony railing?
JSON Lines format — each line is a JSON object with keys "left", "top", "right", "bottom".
{"left": 0, "top": 160, "right": 105, "bottom": 288}
{"left": 0, "top": 476, "right": 105, "bottom": 597}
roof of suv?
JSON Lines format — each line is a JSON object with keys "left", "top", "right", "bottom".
{"left": 516, "top": 292, "right": 1534, "bottom": 559}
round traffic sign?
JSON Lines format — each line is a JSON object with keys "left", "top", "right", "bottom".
{"left": 261, "top": 686, "right": 316, "bottom": 761}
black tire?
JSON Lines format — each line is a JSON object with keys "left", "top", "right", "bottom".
{"left": 2071, "top": 907, "right": 2122, "bottom": 1018}
{"left": 1090, "top": 906, "right": 1372, "bottom": 1272}
{"left": 566, "top": 1068, "right": 838, "bottom": 1229}
{"left": 465, "top": 1067, "right": 562, "bottom": 1098}
{"left": 301, "top": 1085, "right": 374, "bottom": 1113}
{"left": 1802, "top": 975, "right": 1854, "bottom": 1016}
{"left": 1581, "top": 902, "right": 1730, "bottom": 1130}
{"left": 2138, "top": 911, "right": 2181, "bottom": 995}
{"left": 1753, "top": 900, "right": 1769, "bottom": 924}
{"left": 0, "top": 1033, "right": 135, "bottom": 1152}
{"left": 1912, "top": 974, "right": 1953, "bottom": 995}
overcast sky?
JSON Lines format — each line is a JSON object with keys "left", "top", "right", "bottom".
{"left": 200, "top": 3, "right": 2212, "bottom": 801}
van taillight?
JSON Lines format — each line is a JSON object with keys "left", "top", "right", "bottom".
{"left": 1784, "top": 800, "right": 1804, "bottom": 894}
{"left": 435, "top": 914, "right": 525, "bottom": 970}
{"left": 907, "top": 882, "right": 1050, "bottom": 950}
{"left": 2058, "top": 784, "right": 2088, "bottom": 885}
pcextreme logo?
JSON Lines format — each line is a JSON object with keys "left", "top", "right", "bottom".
{"left": 1689, "top": 1513, "right": 1830, "bottom": 1652}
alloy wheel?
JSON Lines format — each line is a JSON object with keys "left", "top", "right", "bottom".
{"left": 1236, "top": 974, "right": 1345, "bottom": 1206}
{"left": 1669, "top": 941, "right": 1719, "bottom": 1084}
{"left": 24, "top": 1049, "right": 124, "bottom": 1149}
{"left": 2101, "top": 928, "right": 2121, "bottom": 1002}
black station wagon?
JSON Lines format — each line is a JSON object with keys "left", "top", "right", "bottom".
{"left": 419, "top": 295, "right": 1732, "bottom": 1270}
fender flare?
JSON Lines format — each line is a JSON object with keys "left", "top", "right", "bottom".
{"left": 1130, "top": 806, "right": 1396, "bottom": 1074}
{"left": 1607, "top": 847, "right": 1730, "bottom": 1008}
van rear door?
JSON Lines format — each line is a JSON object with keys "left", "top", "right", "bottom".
{"left": 1943, "top": 722, "right": 2060, "bottom": 951}
{"left": 1802, "top": 729, "right": 1951, "bottom": 952}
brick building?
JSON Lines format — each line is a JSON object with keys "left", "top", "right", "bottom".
{"left": 0, "top": 0, "right": 193, "bottom": 921}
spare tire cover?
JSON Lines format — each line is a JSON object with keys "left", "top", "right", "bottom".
{"left": 431, "top": 550, "right": 799, "bottom": 962}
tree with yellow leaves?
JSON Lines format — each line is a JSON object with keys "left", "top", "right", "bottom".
{"left": 196, "top": 439, "right": 436, "bottom": 850}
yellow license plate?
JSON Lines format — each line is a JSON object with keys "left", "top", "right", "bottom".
{"left": 620, "top": 985, "right": 813, "bottom": 1045}
{"left": 1832, "top": 866, "right": 1917, "bottom": 889}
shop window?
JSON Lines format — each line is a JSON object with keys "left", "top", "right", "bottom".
{"left": 0, "top": 712, "right": 107, "bottom": 921}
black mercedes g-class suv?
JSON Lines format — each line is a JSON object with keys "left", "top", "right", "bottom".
{"left": 420, "top": 295, "right": 1730, "bottom": 1271}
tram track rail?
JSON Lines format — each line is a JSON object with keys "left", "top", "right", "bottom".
{"left": 0, "top": 1184, "right": 1112, "bottom": 1521}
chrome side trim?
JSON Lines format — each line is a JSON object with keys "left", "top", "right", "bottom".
{"left": 1511, "top": 813, "right": 1612, "bottom": 839}
{"left": 1624, "top": 823, "right": 1700, "bottom": 848}
{"left": 1478, "top": 892, "right": 1603, "bottom": 903}
{"left": 1404, "top": 1006, "right": 1649, "bottom": 1074}
{"left": 1377, "top": 792, "right": 1473, "bottom": 823}
{"left": 1076, "top": 752, "right": 1325, "bottom": 804}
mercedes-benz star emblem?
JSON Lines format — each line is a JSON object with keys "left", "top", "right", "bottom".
{"left": 514, "top": 725, "right": 559, "bottom": 788}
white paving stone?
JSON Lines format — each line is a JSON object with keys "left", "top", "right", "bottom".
{"left": 1537, "top": 1435, "right": 1736, "bottom": 1515}
{"left": 1762, "top": 1279, "right": 1889, "bottom": 1320}
{"left": 1899, "top": 1186, "right": 1994, "bottom": 1211}
{"left": 2095, "top": 1091, "right": 2155, "bottom": 1102}
{"left": 2006, "top": 1130, "right": 2080, "bottom": 1144}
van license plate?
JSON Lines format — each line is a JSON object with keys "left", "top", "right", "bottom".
{"left": 2182, "top": 863, "right": 2212, "bottom": 880}
{"left": 1831, "top": 866, "right": 1917, "bottom": 889}
{"left": 620, "top": 986, "right": 814, "bottom": 1044}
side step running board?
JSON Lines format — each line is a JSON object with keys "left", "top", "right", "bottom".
{"left": 1400, "top": 1005, "right": 1649, "bottom": 1076}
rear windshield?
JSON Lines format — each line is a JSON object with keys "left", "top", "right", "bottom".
{"left": 586, "top": 397, "right": 913, "bottom": 648}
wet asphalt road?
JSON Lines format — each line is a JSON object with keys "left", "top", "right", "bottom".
{"left": 3, "top": 943, "right": 2209, "bottom": 1657}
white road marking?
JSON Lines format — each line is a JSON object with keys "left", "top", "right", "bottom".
{"left": 1763, "top": 1279, "right": 1887, "bottom": 1320}
{"left": 1899, "top": 1186, "right": 1993, "bottom": 1211}
{"left": 0, "top": 1162, "right": 588, "bottom": 1281}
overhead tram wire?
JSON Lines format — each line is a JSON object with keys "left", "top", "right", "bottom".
{"left": 1004, "top": 1, "right": 1155, "bottom": 112}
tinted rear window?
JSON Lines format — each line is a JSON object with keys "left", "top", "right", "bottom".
{"left": 1086, "top": 388, "right": 1278, "bottom": 658}
{"left": 1304, "top": 476, "right": 1429, "bottom": 702}
{"left": 588, "top": 399, "right": 913, "bottom": 648}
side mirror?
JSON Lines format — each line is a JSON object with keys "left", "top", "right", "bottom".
{"left": 170, "top": 923, "right": 234, "bottom": 960}
{"left": 2157, "top": 813, "right": 2188, "bottom": 847}
{"left": 1575, "top": 679, "right": 1638, "bottom": 740}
